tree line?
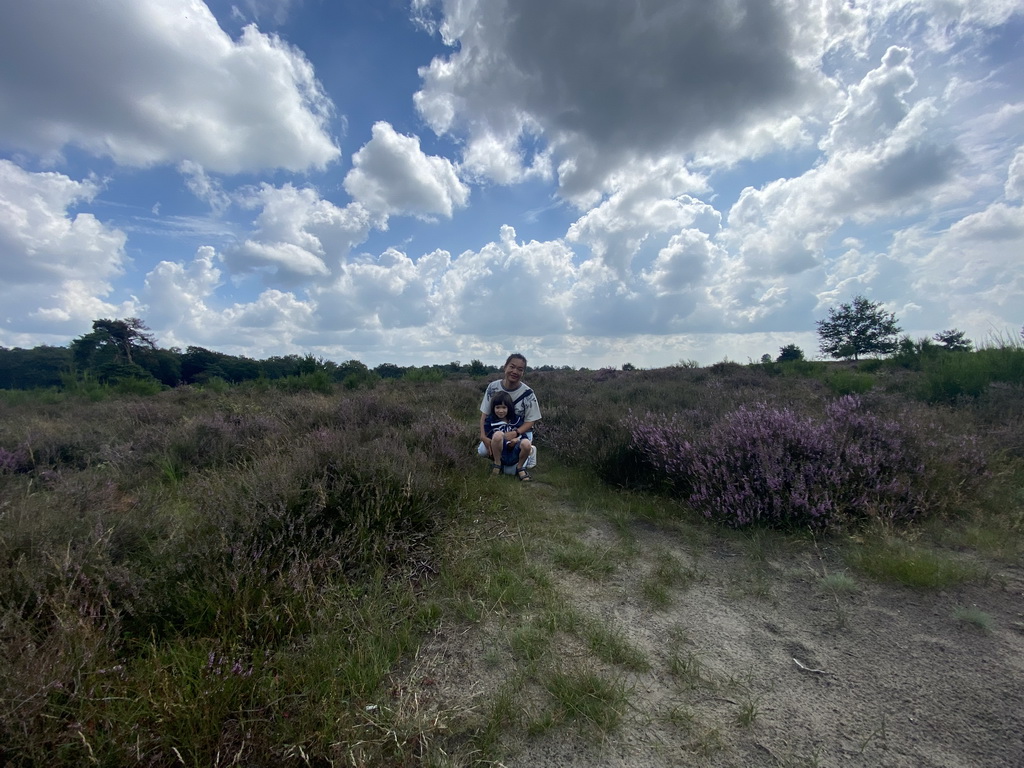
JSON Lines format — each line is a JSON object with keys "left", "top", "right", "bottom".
{"left": 0, "top": 318, "right": 503, "bottom": 391}
{"left": 2, "top": 300, "right": 1016, "bottom": 391}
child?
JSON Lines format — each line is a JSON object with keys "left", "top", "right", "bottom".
{"left": 482, "top": 392, "right": 524, "bottom": 475}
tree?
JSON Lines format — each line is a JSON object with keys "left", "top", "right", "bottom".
{"left": 0, "top": 345, "right": 72, "bottom": 389}
{"left": 374, "top": 363, "right": 405, "bottom": 379}
{"left": 776, "top": 344, "right": 804, "bottom": 363}
{"left": 933, "top": 329, "right": 972, "bottom": 352}
{"left": 816, "top": 296, "right": 902, "bottom": 361}
{"left": 71, "top": 318, "right": 159, "bottom": 382}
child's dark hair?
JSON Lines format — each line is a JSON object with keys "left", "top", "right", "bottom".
{"left": 490, "top": 392, "right": 514, "bottom": 417}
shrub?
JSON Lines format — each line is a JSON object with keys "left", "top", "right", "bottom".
{"left": 918, "top": 347, "right": 1024, "bottom": 403}
{"left": 823, "top": 369, "right": 874, "bottom": 395}
{"left": 273, "top": 370, "right": 334, "bottom": 394}
{"left": 627, "top": 396, "right": 982, "bottom": 530}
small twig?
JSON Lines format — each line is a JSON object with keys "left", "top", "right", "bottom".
{"left": 793, "top": 657, "right": 832, "bottom": 675}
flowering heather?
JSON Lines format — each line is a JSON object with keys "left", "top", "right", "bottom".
{"left": 627, "top": 396, "right": 982, "bottom": 530}
{"left": 0, "top": 444, "right": 30, "bottom": 473}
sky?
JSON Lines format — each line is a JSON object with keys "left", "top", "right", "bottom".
{"left": 1, "top": 0, "right": 1022, "bottom": 369}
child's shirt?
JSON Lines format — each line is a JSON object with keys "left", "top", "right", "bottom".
{"left": 484, "top": 414, "right": 523, "bottom": 438}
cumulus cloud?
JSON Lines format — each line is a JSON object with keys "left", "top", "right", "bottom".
{"left": 898, "top": 201, "right": 1024, "bottom": 332}
{"left": 441, "top": 225, "right": 577, "bottom": 336}
{"left": 566, "top": 160, "right": 718, "bottom": 275}
{"left": 311, "top": 248, "right": 437, "bottom": 331}
{"left": 724, "top": 47, "right": 963, "bottom": 279}
{"left": 142, "top": 247, "right": 319, "bottom": 356}
{"left": 0, "top": 161, "right": 130, "bottom": 337}
{"left": 143, "top": 245, "right": 222, "bottom": 332}
{"left": 0, "top": 0, "right": 339, "bottom": 172}
{"left": 343, "top": 122, "right": 469, "bottom": 218}
{"left": 415, "top": 0, "right": 824, "bottom": 197}
{"left": 223, "top": 183, "right": 372, "bottom": 283}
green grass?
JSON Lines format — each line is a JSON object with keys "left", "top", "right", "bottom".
{"left": 818, "top": 571, "right": 858, "bottom": 594}
{"left": 510, "top": 623, "right": 553, "bottom": 662}
{"left": 583, "top": 622, "right": 651, "bottom": 672}
{"left": 551, "top": 540, "right": 617, "bottom": 579}
{"left": 846, "top": 538, "right": 983, "bottom": 588}
{"left": 542, "top": 668, "right": 628, "bottom": 731}
{"left": 736, "top": 697, "right": 761, "bottom": 728}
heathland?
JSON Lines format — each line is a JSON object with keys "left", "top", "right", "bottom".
{"left": 1, "top": 349, "right": 1023, "bottom": 766}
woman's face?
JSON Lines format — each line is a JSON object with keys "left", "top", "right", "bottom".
{"left": 503, "top": 359, "right": 525, "bottom": 386}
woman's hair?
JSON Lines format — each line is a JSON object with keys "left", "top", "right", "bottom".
{"left": 504, "top": 353, "right": 527, "bottom": 369}
{"left": 490, "top": 391, "right": 514, "bottom": 417}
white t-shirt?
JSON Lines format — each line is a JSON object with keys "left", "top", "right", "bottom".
{"left": 479, "top": 379, "right": 542, "bottom": 424}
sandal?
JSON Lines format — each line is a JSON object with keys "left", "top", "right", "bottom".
{"left": 516, "top": 468, "right": 532, "bottom": 482}
{"left": 490, "top": 463, "right": 503, "bottom": 477}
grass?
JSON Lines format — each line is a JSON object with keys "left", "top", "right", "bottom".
{"left": 542, "top": 668, "right": 628, "bottom": 731}
{"left": 818, "top": 571, "right": 859, "bottom": 594}
{"left": 551, "top": 540, "right": 618, "bottom": 579}
{"left": 736, "top": 697, "right": 761, "bottom": 728}
{"left": 845, "top": 537, "right": 984, "bottom": 588}
{"left": 641, "top": 550, "right": 697, "bottom": 608}
{"left": 583, "top": 622, "right": 651, "bottom": 672}
{"left": 953, "top": 606, "right": 994, "bottom": 633}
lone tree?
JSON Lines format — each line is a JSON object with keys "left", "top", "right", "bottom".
{"left": 816, "top": 296, "right": 901, "bottom": 361}
{"left": 71, "top": 318, "right": 159, "bottom": 380}
{"left": 933, "top": 329, "right": 972, "bottom": 352}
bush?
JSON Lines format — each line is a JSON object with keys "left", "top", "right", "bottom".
{"left": 626, "top": 396, "right": 983, "bottom": 530}
{"left": 823, "top": 369, "right": 874, "bottom": 395}
{"left": 918, "top": 347, "right": 1024, "bottom": 403}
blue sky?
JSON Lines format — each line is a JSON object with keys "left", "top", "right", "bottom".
{"left": 1, "top": 0, "right": 1022, "bottom": 369}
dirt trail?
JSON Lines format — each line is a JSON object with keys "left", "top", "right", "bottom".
{"left": 412, "top": 484, "right": 1024, "bottom": 767}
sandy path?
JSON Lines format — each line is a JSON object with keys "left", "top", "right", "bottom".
{"left": 409, "top": 489, "right": 1024, "bottom": 767}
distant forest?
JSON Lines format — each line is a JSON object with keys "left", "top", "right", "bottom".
{"left": 0, "top": 318, "right": 584, "bottom": 391}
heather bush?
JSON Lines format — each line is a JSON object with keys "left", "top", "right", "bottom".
{"left": 627, "top": 395, "right": 984, "bottom": 530}
{"left": 539, "top": 365, "right": 829, "bottom": 487}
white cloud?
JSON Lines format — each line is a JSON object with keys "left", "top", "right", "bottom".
{"left": 223, "top": 183, "right": 372, "bottom": 283}
{"left": 0, "top": 161, "right": 130, "bottom": 337}
{"left": 142, "top": 248, "right": 318, "bottom": 356}
{"left": 179, "top": 161, "right": 231, "bottom": 214}
{"left": 1007, "top": 146, "right": 1024, "bottom": 200}
{"left": 724, "top": 46, "right": 964, "bottom": 283}
{"left": 343, "top": 122, "right": 469, "bottom": 218}
{"left": 311, "top": 248, "right": 437, "bottom": 331}
{"left": 566, "top": 161, "right": 718, "bottom": 275}
{"left": 822, "top": 46, "right": 917, "bottom": 153}
{"left": 895, "top": 201, "right": 1024, "bottom": 333}
{"left": 441, "top": 225, "right": 577, "bottom": 337}
{"left": 143, "top": 245, "right": 222, "bottom": 333}
{"left": 0, "top": 0, "right": 339, "bottom": 172}
{"left": 461, "top": 129, "right": 553, "bottom": 186}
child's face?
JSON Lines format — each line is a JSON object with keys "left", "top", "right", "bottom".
{"left": 494, "top": 403, "right": 509, "bottom": 419}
